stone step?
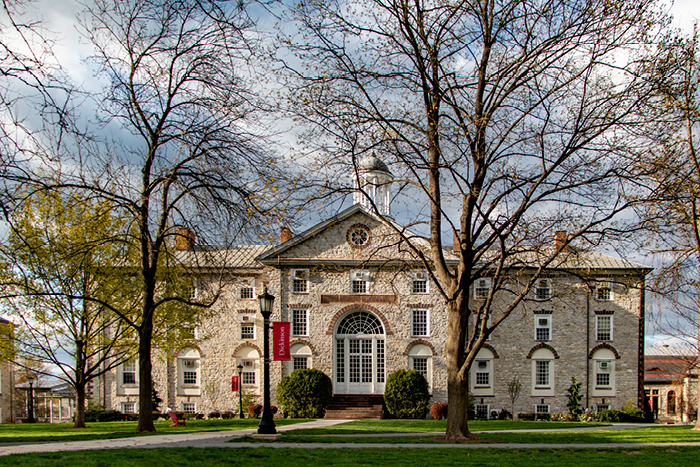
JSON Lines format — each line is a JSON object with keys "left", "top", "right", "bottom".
{"left": 324, "top": 394, "right": 384, "bottom": 419}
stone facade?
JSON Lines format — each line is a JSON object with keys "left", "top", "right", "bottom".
{"left": 103, "top": 203, "right": 648, "bottom": 418}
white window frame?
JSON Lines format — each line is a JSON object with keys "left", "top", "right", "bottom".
{"left": 188, "top": 277, "right": 198, "bottom": 301}
{"left": 596, "top": 360, "right": 612, "bottom": 388}
{"left": 408, "top": 344, "right": 433, "bottom": 391}
{"left": 535, "top": 360, "right": 550, "bottom": 388}
{"left": 240, "top": 279, "right": 255, "bottom": 300}
{"left": 474, "top": 278, "right": 491, "bottom": 300}
{"left": 596, "top": 282, "right": 613, "bottom": 301}
{"left": 241, "top": 359, "right": 257, "bottom": 386}
{"left": 292, "top": 269, "right": 309, "bottom": 294}
{"left": 596, "top": 404, "right": 611, "bottom": 413}
{"left": 411, "top": 270, "right": 429, "bottom": 294}
{"left": 411, "top": 309, "right": 429, "bottom": 337}
{"left": 291, "top": 308, "right": 309, "bottom": 336}
{"left": 121, "top": 402, "right": 136, "bottom": 414}
{"left": 535, "top": 404, "right": 550, "bottom": 414}
{"left": 287, "top": 343, "right": 313, "bottom": 375}
{"left": 475, "top": 403, "right": 490, "bottom": 419}
{"left": 474, "top": 360, "right": 491, "bottom": 387}
{"left": 535, "top": 278, "right": 552, "bottom": 301}
{"left": 121, "top": 360, "right": 137, "bottom": 386}
{"left": 473, "top": 314, "right": 492, "bottom": 340}
{"left": 240, "top": 315, "right": 256, "bottom": 340}
{"left": 535, "top": 315, "right": 551, "bottom": 341}
{"left": 596, "top": 315, "right": 613, "bottom": 341}
{"left": 182, "top": 402, "right": 196, "bottom": 414}
{"left": 350, "top": 270, "right": 370, "bottom": 294}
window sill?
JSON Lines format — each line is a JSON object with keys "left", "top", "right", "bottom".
{"left": 474, "top": 385, "right": 491, "bottom": 389}
{"left": 181, "top": 385, "right": 199, "bottom": 388}
{"left": 595, "top": 386, "right": 612, "bottom": 390}
{"left": 411, "top": 334, "right": 430, "bottom": 338}
{"left": 291, "top": 292, "right": 309, "bottom": 295}
{"left": 121, "top": 384, "right": 138, "bottom": 388}
{"left": 534, "top": 386, "right": 551, "bottom": 390}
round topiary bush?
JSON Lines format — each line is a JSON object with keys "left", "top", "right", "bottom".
{"left": 277, "top": 368, "right": 333, "bottom": 418}
{"left": 383, "top": 369, "right": 430, "bottom": 419}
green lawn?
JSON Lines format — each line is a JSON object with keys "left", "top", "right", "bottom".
{"left": 0, "top": 419, "right": 308, "bottom": 444}
{"left": 259, "top": 424, "right": 700, "bottom": 445}
{"left": 286, "top": 419, "right": 608, "bottom": 435}
{"left": 1, "top": 447, "right": 699, "bottom": 467}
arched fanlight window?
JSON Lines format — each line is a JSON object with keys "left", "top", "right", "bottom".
{"left": 337, "top": 311, "right": 384, "bottom": 335}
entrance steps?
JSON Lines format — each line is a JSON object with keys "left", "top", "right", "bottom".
{"left": 324, "top": 394, "right": 384, "bottom": 419}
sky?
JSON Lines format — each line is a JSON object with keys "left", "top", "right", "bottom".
{"left": 3, "top": 0, "right": 700, "bottom": 355}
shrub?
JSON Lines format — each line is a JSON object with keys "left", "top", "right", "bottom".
{"left": 430, "top": 403, "right": 448, "bottom": 420}
{"left": 208, "top": 412, "right": 221, "bottom": 419}
{"left": 383, "top": 369, "right": 430, "bottom": 419}
{"left": 247, "top": 404, "right": 263, "bottom": 418}
{"left": 598, "top": 409, "right": 621, "bottom": 422}
{"left": 562, "top": 413, "right": 578, "bottom": 422}
{"left": 536, "top": 412, "right": 551, "bottom": 421}
{"left": 621, "top": 400, "right": 646, "bottom": 422}
{"left": 498, "top": 408, "right": 513, "bottom": 420}
{"left": 221, "top": 411, "right": 234, "bottom": 419}
{"left": 84, "top": 404, "right": 124, "bottom": 422}
{"left": 277, "top": 368, "right": 333, "bottom": 418}
{"left": 517, "top": 413, "right": 536, "bottom": 421}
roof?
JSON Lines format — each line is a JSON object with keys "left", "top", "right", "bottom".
{"left": 644, "top": 349, "right": 697, "bottom": 385}
{"left": 176, "top": 244, "right": 269, "bottom": 269}
{"left": 358, "top": 153, "right": 392, "bottom": 174}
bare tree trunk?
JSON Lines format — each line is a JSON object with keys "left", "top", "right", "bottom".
{"left": 444, "top": 299, "right": 474, "bottom": 440}
{"left": 136, "top": 316, "right": 155, "bottom": 433}
{"left": 694, "top": 287, "right": 700, "bottom": 430}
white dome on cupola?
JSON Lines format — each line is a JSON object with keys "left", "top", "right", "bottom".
{"left": 353, "top": 153, "right": 394, "bottom": 216}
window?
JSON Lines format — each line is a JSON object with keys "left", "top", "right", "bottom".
{"left": 411, "top": 309, "right": 429, "bottom": 337}
{"left": 177, "top": 348, "right": 200, "bottom": 395}
{"left": 292, "top": 269, "right": 309, "bottom": 294}
{"left": 240, "top": 280, "right": 255, "bottom": 299}
{"left": 475, "top": 404, "right": 489, "bottom": 420}
{"left": 667, "top": 391, "right": 677, "bottom": 415}
{"left": 475, "top": 360, "right": 490, "bottom": 386}
{"left": 535, "top": 279, "right": 551, "bottom": 300}
{"left": 596, "top": 315, "right": 613, "bottom": 341}
{"left": 535, "top": 360, "right": 550, "bottom": 387}
{"left": 596, "top": 360, "right": 611, "bottom": 387}
{"left": 293, "top": 356, "right": 308, "bottom": 370}
{"left": 535, "top": 316, "right": 551, "bottom": 341}
{"left": 536, "top": 404, "right": 550, "bottom": 414}
{"left": 121, "top": 402, "right": 136, "bottom": 414}
{"left": 350, "top": 270, "right": 369, "bottom": 294}
{"left": 474, "top": 278, "right": 491, "bottom": 299}
{"left": 122, "top": 360, "right": 136, "bottom": 385}
{"left": 291, "top": 308, "right": 308, "bottom": 336}
{"left": 240, "top": 315, "right": 255, "bottom": 340}
{"left": 288, "top": 343, "right": 312, "bottom": 374}
{"left": 596, "top": 282, "right": 613, "bottom": 301}
{"left": 411, "top": 270, "right": 428, "bottom": 294}
{"left": 596, "top": 404, "right": 611, "bottom": 413}
{"left": 473, "top": 314, "right": 491, "bottom": 340}
{"left": 408, "top": 344, "right": 433, "bottom": 389}
{"left": 188, "top": 278, "right": 198, "bottom": 301}
{"left": 242, "top": 361, "right": 256, "bottom": 385}
{"left": 182, "top": 402, "right": 196, "bottom": 414}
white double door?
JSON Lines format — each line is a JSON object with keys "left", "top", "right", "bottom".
{"left": 334, "top": 337, "right": 385, "bottom": 394}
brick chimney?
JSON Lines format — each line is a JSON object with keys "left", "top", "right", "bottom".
{"left": 554, "top": 231, "right": 567, "bottom": 251}
{"left": 280, "top": 226, "right": 293, "bottom": 244}
{"left": 174, "top": 227, "right": 196, "bottom": 251}
{"left": 453, "top": 230, "right": 461, "bottom": 252}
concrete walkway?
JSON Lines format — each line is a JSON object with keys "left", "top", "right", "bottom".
{"left": 1, "top": 420, "right": 699, "bottom": 456}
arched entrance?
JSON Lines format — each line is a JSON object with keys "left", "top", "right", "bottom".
{"left": 334, "top": 311, "right": 385, "bottom": 394}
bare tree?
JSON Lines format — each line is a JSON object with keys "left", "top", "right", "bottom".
{"left": 638, "top": 24, "right": 700, "bottom": 429}
{"left": 14, "top": 0, "right": 281, "bottom": 432}
{"left": 278, "top": 0, "right": 664, "bottom": 439}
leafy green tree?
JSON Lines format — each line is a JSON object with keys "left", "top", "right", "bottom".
{"left": 0, "top": 189, "right": 137, "bottom": 428}
{"left": 384, "top": 369, "right": 430, "bottom": 419}
{"left": 277, "top": 369, "right": 332, "bottom": 418}
{"left": 567, "top": 376, "right": 583, "bottom": 416}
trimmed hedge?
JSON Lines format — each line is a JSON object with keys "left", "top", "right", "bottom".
{"left": 277, "top": 369, "right": 333, "bottom": 418}
{"left": 383, "top": 369, "right": 430, "bottom": 419}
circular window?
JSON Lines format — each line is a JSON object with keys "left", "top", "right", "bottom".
{"left": 347, "top": 224, "right": 371, "bottom": 247}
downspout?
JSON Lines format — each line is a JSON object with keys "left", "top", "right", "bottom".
{"left": 638, "top": 277, "right": 646, "bottom": 409}
{"left": 585, "top": 289, "right": 590, "bottom": 410}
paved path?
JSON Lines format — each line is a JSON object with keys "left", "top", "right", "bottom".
{"left": 1, "top": 421, "right": 699, "bottom": 456}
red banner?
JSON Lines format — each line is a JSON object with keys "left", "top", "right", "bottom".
{"left": 273, "top": 321, "right": 291, "bottom": 361}
{"left": 232, "top": 375, "right": 239, "bottom": 392}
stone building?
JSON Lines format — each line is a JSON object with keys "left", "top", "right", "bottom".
{"left": 104, "top": 155, "right": 650, "bottom": 418}
{"left": 645, "top": 346, "right": 698, "bottom": 423}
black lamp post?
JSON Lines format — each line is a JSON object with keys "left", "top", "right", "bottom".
{"left": 257, "top": 287, "right": 276, "bottom": 435}
{"left": 26, "top": 374, "right": 36, "bottom": 423}
{"left": 237, "top": 364, "right": 244, "bottom": 419}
